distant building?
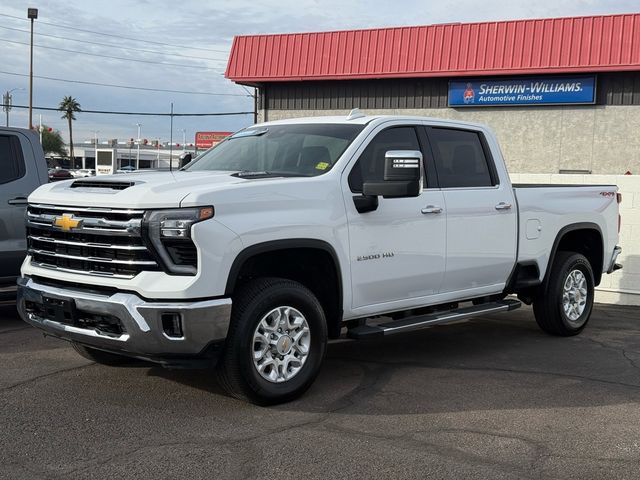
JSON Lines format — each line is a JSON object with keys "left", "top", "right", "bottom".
{"left": 48, "top": 141, "right": 198, "bottom": 172}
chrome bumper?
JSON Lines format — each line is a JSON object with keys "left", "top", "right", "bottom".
{"left": 17, "top": 277, "right": 232, "bottom": 364}
{"left": 607, "top": 246, "right": 623, "bottom": 274}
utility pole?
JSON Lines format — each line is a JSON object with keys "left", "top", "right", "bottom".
{"left": 4, "top": 88, "right": 24, "bottom": 127}
{"left": 3, "top": 92, "right": 9, "bottom": 127}
{"left": 27, "top": 7, "right": 38, "bottom": 130}
{"left": 136, "top": 123, "right": 141, "bottom": 169}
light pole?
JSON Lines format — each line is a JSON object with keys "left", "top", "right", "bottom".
{"left": 156, "top": 138, "right": 160, "bottom": 168}
{"left": 92, "top": 130, "right": 99, "bottom": 170}
{"left": 3, "top": 88, "right": 24, "bottom": 126}
{"left": 27, "top": 7, "right": 38, "bottom": 130}
{"left": 136, "top": 123, "right": 141, "bottom": 169}
{"left": 182, "top": 129, "right": 186, "bottom": 152}
{"left": 169, "top": 102, "right": 173, "bottom": 172}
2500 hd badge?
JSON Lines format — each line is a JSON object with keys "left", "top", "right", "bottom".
{"left": 357, "top": 252, "right": 395, "bottom": 261}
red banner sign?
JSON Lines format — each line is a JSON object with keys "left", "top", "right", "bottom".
{"left": 195, "top": 131, "right": 233, "bottom": 149}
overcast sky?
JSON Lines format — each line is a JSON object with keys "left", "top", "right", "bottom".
{"left": 1, "top": 0, "right": 637, "bottom": 145}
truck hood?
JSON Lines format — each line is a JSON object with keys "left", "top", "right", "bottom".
{"left": 28, "top": 171, "right": 258, "bottom": 209}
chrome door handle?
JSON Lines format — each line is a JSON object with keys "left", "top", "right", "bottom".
{"left": 495, "top": 202, "right": 512, "bottom": 210}
{"left": 8, "top": 197, "right": 28, "bottom": 206}
{"left": 421, "top": 205, "right": 442, "bottom": 214}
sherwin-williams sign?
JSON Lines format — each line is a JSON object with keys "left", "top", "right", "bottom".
{"left": 448, "top": 76, "right": 596, "bottom": 106}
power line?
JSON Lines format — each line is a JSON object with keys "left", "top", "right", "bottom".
{"left": 11, "top": 104, "right": 253, "bottom": 117}
{"left": 0, "top": 69, "right": 250, "bottom": 97}
{"left": 0, "top": 12, "right": 230, "bottom": 53}
{"left": 0, "top": 37, "right": 225, "bottom": 70}
{"left": 0, "top": 25, "right": 228, "bottom": 61}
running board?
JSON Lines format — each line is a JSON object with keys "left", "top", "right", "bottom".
{"left": 347, "top": 298, "right": 522, "bottom": 339}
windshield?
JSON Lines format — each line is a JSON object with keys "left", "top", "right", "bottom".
{"left": 184, "top": 123, "right": 364, "bottom": 177}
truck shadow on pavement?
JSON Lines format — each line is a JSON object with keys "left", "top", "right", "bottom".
{"left": 151, "top": 304, "right": 640, "bottom": 415}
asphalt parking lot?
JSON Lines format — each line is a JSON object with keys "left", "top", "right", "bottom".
{"left": 1, "top": 300, "right": 639, "bottom": 480}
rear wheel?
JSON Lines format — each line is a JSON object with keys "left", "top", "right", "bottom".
{"left": 71, "top": 342, "right": 133, "bottom": 366}
{"left": 533, "top": 251, "right": 594, "bottom": 336}
{"left": 217, "top": 277, "right": 327, "bottom": 405}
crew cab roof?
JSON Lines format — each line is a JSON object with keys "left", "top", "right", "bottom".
{"left": 256, "top": 114, "right": 490, "bottom": 131}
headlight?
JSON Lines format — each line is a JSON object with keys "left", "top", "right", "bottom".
{"left": 142, "top": 206, "right": 214, "bottom": 275}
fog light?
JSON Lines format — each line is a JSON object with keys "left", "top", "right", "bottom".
{"left": 161, "top": 313, "right": 183, "bottom": 338}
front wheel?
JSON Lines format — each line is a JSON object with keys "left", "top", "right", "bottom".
{"left": 533, "top": 251, "right": 595, "bottom": 336}
{"left": 217, "top": 278, "right": 328, "bottom": 405}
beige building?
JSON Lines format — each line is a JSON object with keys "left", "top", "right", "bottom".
{"left": 226, "top": 13, "right": 640, "bottom": 176}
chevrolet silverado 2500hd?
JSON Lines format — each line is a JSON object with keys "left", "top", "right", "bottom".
{"left": 17, "top": 113, "right": 623, "bottom": 404}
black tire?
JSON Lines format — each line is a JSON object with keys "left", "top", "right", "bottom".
{"left": 533, "top": 251, "right": 595, "bottom": 336}
{"left": 71, "top": 342, "right": 132, "bottom": 366}
{"left": 217, "top": 277, "right": 328, "bottom": 405}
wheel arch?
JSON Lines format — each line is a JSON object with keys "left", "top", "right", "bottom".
{"left": 544, "top": 222, "right": 604, "bottom": 288}
{"left": 224, "top": 239, "right": 344, "bottom": 338}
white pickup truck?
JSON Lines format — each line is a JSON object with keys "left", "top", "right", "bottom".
{"left": 17, "top": 113, "right": 623, "bottom": 404}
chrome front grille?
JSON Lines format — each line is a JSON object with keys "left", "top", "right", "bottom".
{"left": 26, "top": 204, "right": 159, "bottom": 279}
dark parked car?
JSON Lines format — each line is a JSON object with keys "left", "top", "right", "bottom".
{"left": 48, "top": 169, "right": 74, "bottom": 182}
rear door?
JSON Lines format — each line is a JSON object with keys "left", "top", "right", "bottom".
{"left": 0, "top": 133, "right": 36, "bottom": 284}
{"left": 425, "top": 126, "right": 517, "bottom": 295}
{"left": 343, "top": 123, "right": 446, "bottom": 311}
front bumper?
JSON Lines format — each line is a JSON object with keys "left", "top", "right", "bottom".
{"left": 17, "top": 277, "right": 232, "bottom": 366}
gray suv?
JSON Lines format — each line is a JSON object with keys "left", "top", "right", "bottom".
{"left": 0, "top": 128, "right": 48, "bottom": 290}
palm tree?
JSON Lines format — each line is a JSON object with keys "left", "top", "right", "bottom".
{"left": 59, "top": 96, "right": 81, "bottom": 165}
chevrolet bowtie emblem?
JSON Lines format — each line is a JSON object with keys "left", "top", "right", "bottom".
{"left": 53, "top": 214, "right": 82, "bottom": 232}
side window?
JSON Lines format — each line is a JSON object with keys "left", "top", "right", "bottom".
{"left": 428, "top": 128, "right": 494, "bottom": 188}
{"left": 348, "top": 127, "right": 420, "bottom": 192}
{"left": 0, "top": 135, "right": 26, "bottom": 185}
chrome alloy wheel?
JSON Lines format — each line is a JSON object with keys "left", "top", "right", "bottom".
{"left": 252, "top": 306, "right": 311, "bottom": 383}
{"left": 562, "top": 269, "right": 588, "bottom": 322}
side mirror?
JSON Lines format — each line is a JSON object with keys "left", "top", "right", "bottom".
{"left": 179, "top": 152, "right": 193, "bottom": 168}
{"left": 362, "top": 150, "right": 423, "bottom": 198}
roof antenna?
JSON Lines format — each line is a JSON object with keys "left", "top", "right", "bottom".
{"left": 346, "top": 108, "right": 366, "bottom": 121}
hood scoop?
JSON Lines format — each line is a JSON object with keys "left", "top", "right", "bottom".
{"left": 70, "top": 179, "right": 137, "bottom": 190}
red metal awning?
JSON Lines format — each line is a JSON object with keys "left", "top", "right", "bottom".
{"left": 226, "top": 13, "right": 640, "bottom": 83}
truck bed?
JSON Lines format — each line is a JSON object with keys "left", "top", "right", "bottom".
{"left": 513, "top": 183, "right": 619, "bottom": 281}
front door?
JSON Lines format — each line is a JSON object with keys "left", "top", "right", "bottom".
{"left": 343, "top": 125, "right": 446, "bottom": 312}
